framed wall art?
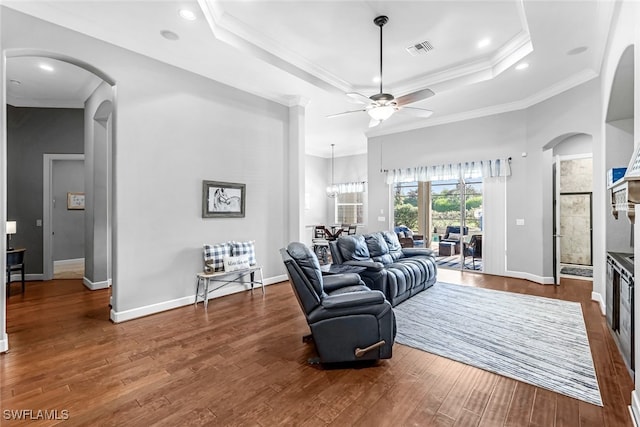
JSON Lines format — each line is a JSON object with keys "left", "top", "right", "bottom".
{"left": 202, "top": 180, "right": 245, "bottom": 218}
{"left": 67, "top": 192, "right": 85, "bottom": 210}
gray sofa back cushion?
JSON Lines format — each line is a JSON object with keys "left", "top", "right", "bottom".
{"left": 381, "top": 231, "right": 404, "bottom": 260}
{"left": 337, "top": 234, "right": 371, "bottom": 261}
{"left": 287, "top": 242, "right": 325, "bottom": 297}
{"left": 366, "top": 233, "right": 394, "bottom": 265}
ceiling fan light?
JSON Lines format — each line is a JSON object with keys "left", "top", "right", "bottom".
{"left": 368, "top": 105, "right": 395, "bottom": 121}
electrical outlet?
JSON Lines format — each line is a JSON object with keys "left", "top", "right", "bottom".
{"left": 378, "top": 216, "right": 386, "bottom": 222}
{"left": 36, "top": 219, "right": 42, "bottom": 227}
{"left": 516, "top": 219, "right": 525, "bottom": 226}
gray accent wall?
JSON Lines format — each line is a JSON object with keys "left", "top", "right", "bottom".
{"left": 7, "top": 106, "right": 84, "bottom": 274}
{"left": 52, "top": 159, "right": 85, "bottom": 261}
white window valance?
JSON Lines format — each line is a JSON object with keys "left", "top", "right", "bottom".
{"left": 385, "top": 158, "right": 511, "bottom": 184}
{"left": 335, "top": 181, "right": 367, "bottom": 193}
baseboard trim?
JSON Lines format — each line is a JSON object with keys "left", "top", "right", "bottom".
{"left": 54, "top": 258, "right": 84, "bottom": 266}
{"left": 504, "top": 270, "right": 555, "bottom": 285}
{"left": 591, "top": 291, "right": 606, "bottom": 315}
{"left": 9, "top": 273, "right": 43, "bottom": 282}
{"left": 630, "top": 390, "right": 640, "bottom": 426}
{"left": 0, "top": 333, "right": 8, "bottom": 353}
{"left": 110, "top": 274, "right": 288, "bottom": 323}
{"left": 83, "top": 277, "right": 111, "bottom": 290}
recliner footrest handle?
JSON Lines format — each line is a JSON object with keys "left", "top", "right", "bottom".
{"left": 354, "top": 340, "right": 386, "bottom": 358}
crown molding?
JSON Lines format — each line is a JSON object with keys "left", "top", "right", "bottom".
{"left": 367, "top": 69, "right": 599, "bottom": 138}
{"left": 201, "top": 0, "right": 532, "bottom": 100}
{"left": 198, "top": 0, "right": 351, "bottom": 95}
{"left": 6, "top": 95, "right": 85, "bottom": 109}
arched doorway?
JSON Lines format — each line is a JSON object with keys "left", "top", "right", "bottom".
{"left": 2, "top": 49, "right": 116, "bottom": 352}
{"left": 543, "top": 133, "right": 594, "bottom": 284}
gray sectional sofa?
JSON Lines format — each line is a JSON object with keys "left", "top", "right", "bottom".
{"left": 329, "top": 231, "right": 437, "bottom": 306}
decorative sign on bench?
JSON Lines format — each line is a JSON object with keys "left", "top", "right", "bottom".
{"left": 223, "top": 254, "right": 250, "bottom": 272}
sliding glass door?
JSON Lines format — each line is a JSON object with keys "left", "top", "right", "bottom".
{"left": 394, "top": 177, "right": 483, "bottom": 271}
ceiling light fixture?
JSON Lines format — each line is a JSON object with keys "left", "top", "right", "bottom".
{"left": 39, "top": 63, "right": 54, "bottom": 72}
{"left": 477, "top": 38, "right": 491, "bottom": 48}
{"left": 328, "top": 16, "right": 434, "bottom": 125}
{"left": 515, "top": 62, "right": 529, "bottom": 71}
{"left": 160, "top": 30, "right": 180, "bottom": 41}
{"left": 326, "top": 144, "right": 339, "bottom": 198}
{"left": 368, "top": 105, "right": 395, "bottom": 121}
{"left": 179, "top": 9, "right": 197, "bottom": 21}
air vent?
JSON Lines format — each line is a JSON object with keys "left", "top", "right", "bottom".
{"left": 406, "top": 40, "right": 434, "bottom": 56}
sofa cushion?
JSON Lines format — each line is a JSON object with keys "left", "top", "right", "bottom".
{"left": 366, "top": 233, "right": 394, "bottom": 265}
{"left": 381, "top": 231, "right": 404, "bottom": 260}
{"left": 287, "top": 242, "right": 325, "bottom": 297}
{"left": 337, "top": 235, "right": 371, "bottom": 261}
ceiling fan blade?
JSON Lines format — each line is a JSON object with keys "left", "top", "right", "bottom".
{"left": 399, "top": 107, "right": 434, "bottom": 118}
{"left": 327, "top": 109, "right": 366, "bottom": 118}
{"left": 395, "top": 88, "right": 435, "bottom": 106}
{"left": 368, "top": 118, "right": 382, "bottom": 128}
{"left": 346, "top": 92, "right": 373, "bottom": 105}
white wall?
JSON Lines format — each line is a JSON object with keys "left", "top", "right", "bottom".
{"left": 304, "top": 154, "right": 328, "bottom": 245}
{"left": 525, "top": 79, "right": 602, "bottom": 283}
{"left": 368, "top": 79, "right": 601, "bottom": 284}
{"left": 597, "top": 1, "right": 639, "bottom": 408}
{"left": 84, "top": 81, "right": 113, "bottom": 289}
{"left": 1, "top": 8, "right": 291, "bottom": 326}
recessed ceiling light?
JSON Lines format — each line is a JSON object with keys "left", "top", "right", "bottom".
{"left": 372, "top": 76, "right": 381, "bottom": 83}
{"left": 515, "top": 62, "right": 529, "bottom": 71}
{"left": 179, "top": 9, "right": 197, "bottom": 21}
{"left": 477, "top": 38, "right": 491, "bottom": 48}
{"left": 567, "top": 46, "right": 588, "bottom": 56}
{"left": 160, "top": 30, "right": 180, "bottom": 41}
{"left": 9, "top": 79, "right": 21, "bottom": 86}
{"left": 39, "top": 63, "right": 54, "bottom": 72}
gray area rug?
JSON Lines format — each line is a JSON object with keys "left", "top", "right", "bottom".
{"left": 394, "top": 282, "right": 603, "bottom": 406}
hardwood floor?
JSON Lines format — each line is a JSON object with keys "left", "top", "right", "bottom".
{"left": 1, "top": 270, "right": 634, "bottom": 426}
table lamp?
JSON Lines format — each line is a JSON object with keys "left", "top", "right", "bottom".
{"left": 6, "top": 221, "right": 16, "bottom": 251}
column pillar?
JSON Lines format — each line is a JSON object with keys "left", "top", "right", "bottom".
{"left": 285, "top": 96, "right": 309, "bottom": 245}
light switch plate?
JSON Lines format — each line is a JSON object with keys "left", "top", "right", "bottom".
{"left": 378, "top": 216, "right": 386, "bottom": 222}
{"left": 516, "top": 218, "right": 525, "bottom": 226}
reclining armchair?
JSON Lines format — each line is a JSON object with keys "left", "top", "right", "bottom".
{"left": 280, "top": 242, "right": 396, "bottom": 364}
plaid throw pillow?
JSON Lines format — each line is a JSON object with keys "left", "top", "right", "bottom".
{"left": 229, "top": 241, "right": 256, "bottom": 266}
{"left": 203, "top": 243, "right": 230, "bottom": 272}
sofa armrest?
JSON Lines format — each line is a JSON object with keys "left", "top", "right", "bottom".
{"left": 323, "top": 273, "right": 362, "bottom": 292}
{"left": 402, "top": 247, "right": 435, "bottom": 257}
{"left": 344, "top": 260, "right": 384, "bottom": 271}
{"left": 321, "top": 291, "right": 384, "bottom": 309}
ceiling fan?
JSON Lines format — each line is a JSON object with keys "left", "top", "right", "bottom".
{"left": 328, "top": 15, "right": 435, "bottom": 128}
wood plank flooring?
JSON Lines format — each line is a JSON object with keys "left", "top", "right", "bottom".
{"left": 1, "top": 270, "right": 634, "bottom": 426}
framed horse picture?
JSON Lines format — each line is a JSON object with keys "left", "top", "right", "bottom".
{"left": 202, "top": 180, "right": 246, "bottom": 218}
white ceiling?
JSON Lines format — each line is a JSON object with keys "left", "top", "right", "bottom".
{"left": 3, "top": 0, "right": 615, "bottom": 157}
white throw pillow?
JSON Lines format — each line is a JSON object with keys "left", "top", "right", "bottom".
{"left": 448, "top": 232, "right": 461, "bottom": 241}
{"left": 224, "top": 254, "right": 251, "bottom": 272}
